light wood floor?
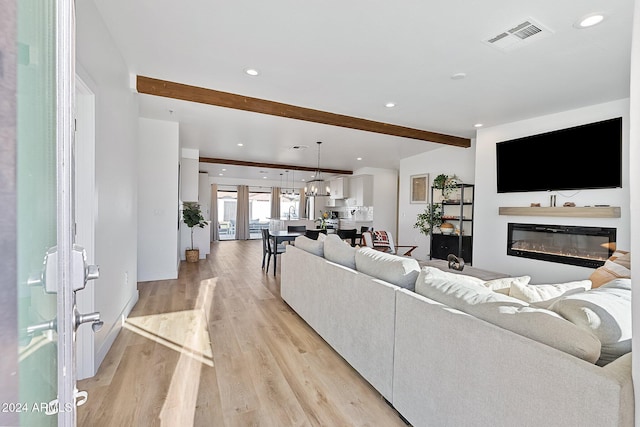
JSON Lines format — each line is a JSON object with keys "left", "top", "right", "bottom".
{"left": 78, "top": 239, "right": 408, "bottom": 426}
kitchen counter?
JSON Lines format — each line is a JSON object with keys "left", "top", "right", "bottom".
{"left": 269, "top": 218, "right": 316, "bottom": 231}
{"left": 339, "top": 219, "right": 373, "bottom": 231}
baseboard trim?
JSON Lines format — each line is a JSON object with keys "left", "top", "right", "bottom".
{"left": 95, "top": 289, "right": 139, "bottom": 370}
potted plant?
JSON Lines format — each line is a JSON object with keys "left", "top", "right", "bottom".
{"left": 433, "top": 173, "right": 459, "bottom": 199}
{"left": 315, "top": 210, "right": 329, "bottom": 230}
{"left": 414, "top": 203, "right": 443, "bottom": 236}
{"left": 182, "top": 202, "right": 207, "bottom": 262}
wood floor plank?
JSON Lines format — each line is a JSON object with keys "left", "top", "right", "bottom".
{"left": 78, "top": 239, "right": 407, "bottom": 426}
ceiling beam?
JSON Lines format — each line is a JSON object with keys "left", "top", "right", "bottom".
{"left": 137, "top": 75, "right": 471, "bottom": 148}
{"left": 199, "top": 157, "right": 353, "bottom": 175}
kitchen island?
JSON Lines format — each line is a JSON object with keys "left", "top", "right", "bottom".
{"left": 268, "top": 218, "right": 316, "bottom": 231}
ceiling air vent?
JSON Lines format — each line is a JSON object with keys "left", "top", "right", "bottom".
{"left": 484, "top": 18, "right": 553, "bottom": 52}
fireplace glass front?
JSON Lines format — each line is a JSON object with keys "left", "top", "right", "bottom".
{"left": 507, "top": 223, "right": 616, "bottom": 268}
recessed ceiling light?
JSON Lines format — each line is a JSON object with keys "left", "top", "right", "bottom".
{"left": 575, "top": 14, "right": 604, "bottom": 29}
{"left": 357, "top": 157, "right": 363, "bottom": 161}
{"left": 385, "top": 102, "right": 396, "bottom": 108}
{"left": 263, "top": 176, "right": 267, "bottom": 179}
{"left": 451, "top": 72, "right": 467, "bottom": 80}
{"left": 311, "top": 175, "right": 315, "bottom": 178}
{"left": 222, "top": 168, "right": 227, "bottom": 171}
{"left": 237, "top": 143, "right": 244, "bottom": 147}
{"left": 245, "top": 68, "right": 259, "bottom": 76}
{"left": 218, "top": 173, "right": 223, "bottom": 176}
{"left": 301, "top": 179, "right": 306, "bottom": 182}
{"left": 474, "top": 123, "right": 484, "bottom": 128}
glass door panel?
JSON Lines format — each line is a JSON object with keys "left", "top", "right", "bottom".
{"left": 217, "top": 191, "right": 237, "bottom": 240}
{"left": 17, "top": 0, "right": 58, "bottom": 425}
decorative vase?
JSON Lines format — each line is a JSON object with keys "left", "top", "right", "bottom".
{"left": 439, "top": 222, "right": 455, "bottom": 235}
{"left": 186, "top": 249, "right": 199, "bottom": 263}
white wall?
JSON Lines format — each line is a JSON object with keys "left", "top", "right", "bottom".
{"left": 354, "top": 167, "right": 398, "bottom": 234}
{"left": 474, "top": 99, "right": 630, "bottom": 284}
{"left": 398, "top": 142, "right": 477, "bottom": 260}
{"left": 76, "top": 0, "right": 139, "bottom": 369}
{"left": 628, "top": 0, "right": 639, "bottom": 421}
{"left": 137, "top": 118, "right": 180, "bottom": 282}
{"left": 198, "top": 172, "right": 211, "bottom": 220}
{"left": 180, "top": 148, "right": 199, "bottom": 202}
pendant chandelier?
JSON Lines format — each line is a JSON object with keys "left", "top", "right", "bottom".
{"left": 304, "top": 141, "right": 331, "bottom": 197}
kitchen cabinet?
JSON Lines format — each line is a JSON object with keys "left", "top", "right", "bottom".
{"left": 330, "top": 177, "right": 347, "bottom": 199}
{"left": 346, "top": 175, "right": 373, "bottom": 207}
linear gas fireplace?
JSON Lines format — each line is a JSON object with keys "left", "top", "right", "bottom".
{"left": 507, "top": 223, "right": 616, "bottom": 268}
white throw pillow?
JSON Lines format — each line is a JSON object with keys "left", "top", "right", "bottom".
{"left": 323, "top": 234, "right": 356, "bottom": 269}
{"left": 414, "top": 267, "right": 525, "bottom": 308}
{"left": 548, "top": 278, "right": 631, "bottom": 365}
{"left": 483, "top": 276, "right": 531, "bottom": 293}
{"left": 509, "top": 280, "right": 592, "bottom": 303}
{"left": 355, "top": 247, "right": 420, "bottom": 290}
{"left": 293, "top": 235, "right": 324, "bottom": 257}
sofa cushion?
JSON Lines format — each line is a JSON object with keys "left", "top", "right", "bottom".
{"left": 355, "top": 247, "right": 420, "bottom": 290}
{"left": 415, "top": 267, "right": 523, "bottom": 307}
{"left": 483, "top": 276, "right": 531, "bottom": 293}
{"left": 294, "top": 235, "right": 324, "bottom": 257}
{"left": 548, "top": 278, "right": 631, "bottom": 365}
{"left": 323, "top": 234, "right": 356, "bottom": 269}
{"left": 467, "top": 303, "right": 601, "bottom": 363}
{"left": 415, "top": 267, "right": 601, "bottom": 363}
{"left": 589, "top": 251, "right": 631, "bottom": 288}
{"left": 509, "top": 280, "right": 592, "bottom": 303}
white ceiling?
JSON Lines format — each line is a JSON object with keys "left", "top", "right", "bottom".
{"left": 93, "top": 0, "right": 633, "bottom": 180}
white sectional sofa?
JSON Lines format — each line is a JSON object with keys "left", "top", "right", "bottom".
{"left": 280, "top": 234, "right": 634, "bottom": 427}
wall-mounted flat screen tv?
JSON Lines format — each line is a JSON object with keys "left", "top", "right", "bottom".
{"left": 496, "top": 117, "right": 622, "bottom": 193}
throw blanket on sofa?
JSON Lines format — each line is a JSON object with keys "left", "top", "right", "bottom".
{"left": 373, "top": 231, "right": 391, "bottom": 248}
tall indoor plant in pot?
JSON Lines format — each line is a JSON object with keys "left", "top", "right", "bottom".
{"left": 414, "top": 203, "right": 443, "bottom": 236}
{"left": 183, "top": 202, "right": 207, "bottom": 262}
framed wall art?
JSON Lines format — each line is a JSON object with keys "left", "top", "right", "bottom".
{"left": 410, "top": 174, "right": 429, "bottom": 203}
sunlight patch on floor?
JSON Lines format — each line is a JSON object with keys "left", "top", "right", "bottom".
{"left": 124, "top": 309, "right": 213, "bottom": 367}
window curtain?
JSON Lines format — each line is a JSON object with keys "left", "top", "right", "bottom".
{"left": 298, "top": 188, "right": 307, "bottom": 219}
{"left": 210, "top": 184, "right": 219, "bottom": 241}
{"left": 235, "top": 185, "right": 250, "bottom": 240}
{"left": 270, "top": 187, "right": 281, "bottom": 219}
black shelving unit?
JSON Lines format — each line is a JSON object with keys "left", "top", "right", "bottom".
{"left": 429, "top": 183, "right": 474, "bottom": 264}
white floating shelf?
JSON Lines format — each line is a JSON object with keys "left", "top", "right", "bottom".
{"left": 498, "top": 206, "right": 621, "bottom": 218}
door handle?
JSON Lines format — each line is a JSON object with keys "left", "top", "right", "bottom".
{"left": 19, "top": 318, "right": 57, "bottom": 346}
{"left": 74, "top": 309, "right": 103, "bottom": 332}
{"left": 41, "top": 245, "right": 99, "bottom": 294}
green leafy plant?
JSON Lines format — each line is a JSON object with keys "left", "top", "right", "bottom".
{"left": 182, "top": 202, "right": 206, "bottom": 250}
{"left": 432, "top": 174, "right": 459, "bottom": 198}
{"left": 414, "top": 204, "right": 443, "bottom": 236}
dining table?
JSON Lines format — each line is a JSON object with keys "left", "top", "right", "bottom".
{"left": 268, "top": 230, "right": 304, "bottom": 275}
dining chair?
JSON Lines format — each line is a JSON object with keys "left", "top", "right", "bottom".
{"left": 287, "top": 225, "right": 307, "bottom": 232}
{"left": 304, "top": 230, "right": 320, "bottom": 240}
{"left": 361, "top": 230, "right": 417, "bottom": 256}
{"left": 337, "top": 228, "right": 357, "bottom": 246}
{"left": 261, "top": 228, "right": 286, "bottom": 274}
{"left": 358, "top": 226, "right": 373, "bottom": 245}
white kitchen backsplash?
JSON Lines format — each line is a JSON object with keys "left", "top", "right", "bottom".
{"left": 327, "top": 205, "right": 374, "bottom": 221}
{"left": 353, "top": 206, "right": 373, "bottom": 221}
